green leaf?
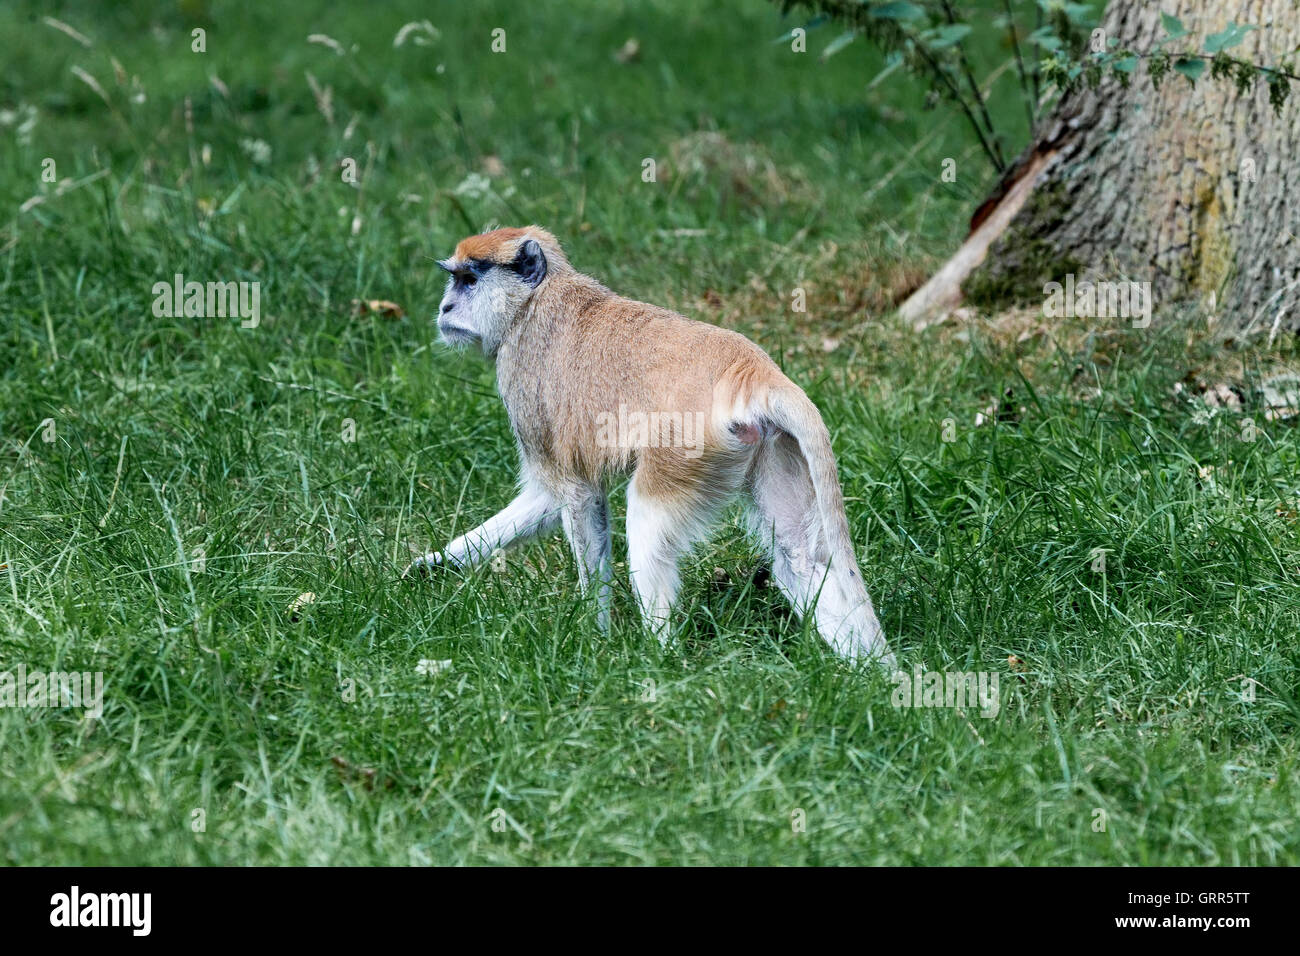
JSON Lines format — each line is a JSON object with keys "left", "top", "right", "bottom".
{"left": 924, "top": 24, "right": 972, "bottom": 49}
{"left": 1111, "top": 56, "right": 1138, "bottom": 73}
{"left": 867, "top": 49, "right": 904, "bottom": 88}
{"left": 820, "top": 31, "right": 857, "bottom": 60}
{"left": 1028, "top": 27, "right": 1062, "bottom": 52}
{"left": 1204, "top": 22, "right": 1255, "bottom": 54}
{"left": 871, "top": 2, "right": 927, "bottom": 22}
{"left": 1173, "top": 57, "right": 1205, "bottom": 81}
{"left": 1161, "top": 13, "right": 1187, "bottom": 38}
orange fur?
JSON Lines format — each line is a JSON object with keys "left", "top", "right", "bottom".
{"left": 453, "top": 226, "right": 561, "bottom": 265}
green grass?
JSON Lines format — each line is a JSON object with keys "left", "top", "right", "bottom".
{"left": 1, "top": 0, "right": 1298, "bottom": 865}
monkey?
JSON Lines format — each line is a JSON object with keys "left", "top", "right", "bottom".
{"left": 405, "top": 225, "right": 895, "bottom": 667}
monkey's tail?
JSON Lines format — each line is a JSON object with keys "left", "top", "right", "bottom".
{"left": 763, "top": 387, "right": 860, "bottom": 584}
{"left": 762, "top": 385, "right": 891, "bottom": 664}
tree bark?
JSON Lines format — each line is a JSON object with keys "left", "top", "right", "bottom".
{"left": 901, "top": 0, "right": 1300, "bottom": 337}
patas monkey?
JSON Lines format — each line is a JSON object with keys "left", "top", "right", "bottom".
{"left": 407, "top": 226, "right": 894, "bottom": 666}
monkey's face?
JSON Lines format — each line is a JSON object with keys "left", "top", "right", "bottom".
{"left": 436, "top": 237, "right": 548, "bottom": 356}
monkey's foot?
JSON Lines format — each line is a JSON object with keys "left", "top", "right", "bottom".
{"left": 402, "top": 552, "right": 445, "bottom": 581}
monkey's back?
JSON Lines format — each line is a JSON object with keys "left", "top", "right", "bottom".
{"left": 500, "top": 279, "right": 793, "bottom": 489}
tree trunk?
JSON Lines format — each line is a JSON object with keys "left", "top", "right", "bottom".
{"left": 901, "top": 0, "right": 1300, "bottom": 338}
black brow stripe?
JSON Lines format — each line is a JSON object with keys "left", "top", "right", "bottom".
{"left": 459, "top": 258, "right": 493, "bottom": 277}
{"left": 454, "top": 256, "right": 527, "bottom": 279}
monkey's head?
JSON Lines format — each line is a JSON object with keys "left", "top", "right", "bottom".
{"left": 435, "top": 226, "right": 560, "bottom": 356}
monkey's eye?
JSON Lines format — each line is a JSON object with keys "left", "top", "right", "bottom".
{"left": 459, "top": 272, "right": 477, "bottom": 287}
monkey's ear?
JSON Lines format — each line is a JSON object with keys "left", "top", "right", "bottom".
{"left": 436, "top": 258, "right": 456, "bottom": 274}
{"left": 514, "top": 239, "right": 548, "bottom": 287}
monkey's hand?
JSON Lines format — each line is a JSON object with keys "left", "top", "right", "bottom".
{"left": 402, "top": 552, "right": 447, "bottom": 581}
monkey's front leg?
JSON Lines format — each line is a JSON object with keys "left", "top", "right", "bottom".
{"left": 560, "top": 488, "right": 613, "bottom": 632}
{"left": 404, "top": 486, "right": 561, "bottom": 577}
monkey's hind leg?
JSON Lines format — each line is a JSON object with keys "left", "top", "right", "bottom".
{"left": 744, "top": 432, "right": 827, "bottom": 627}
{"left": 404, "top": 484, "right": 561, "bottom": 577}
{"left": 625, "top": 472, "right": 720, "bottom": 647}
{"left": 745, "top": 433, "right": 891, "bottom": 664}
{"left": 560, "top": 485, "right": 614, "bottom": 632}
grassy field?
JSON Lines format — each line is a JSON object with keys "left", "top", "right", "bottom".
{"left": 1, "top": 0, "right": 1298, "bottom": 865}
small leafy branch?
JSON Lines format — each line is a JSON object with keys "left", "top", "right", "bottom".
{"left": 772, "top": 0, "right": 1097, "bottom": 173}
{"left": 772, "top": 1, "right": 1298, "bottom": 174}
{"left": 1044, "top": 14, "right": 1296, "bottom": 113}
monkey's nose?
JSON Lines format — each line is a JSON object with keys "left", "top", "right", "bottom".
{"left": 440, "top": 301, "right": 454, "bottom": 315}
